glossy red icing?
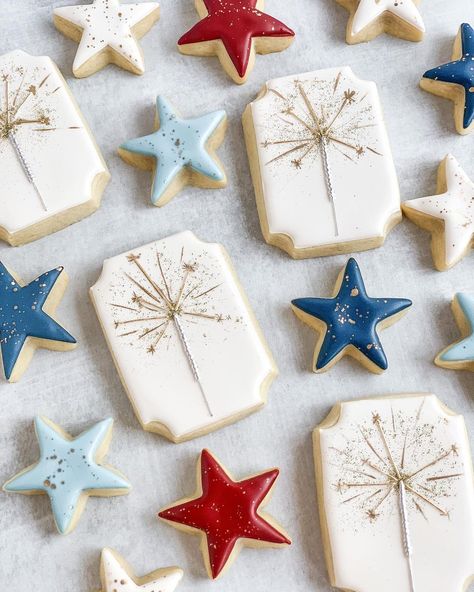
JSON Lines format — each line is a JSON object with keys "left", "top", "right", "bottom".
{"left": 158, "top": 449, "right": 290, "bottom": 578}
{"left": 177, "top": 0, "right": 295, "bottom": 78}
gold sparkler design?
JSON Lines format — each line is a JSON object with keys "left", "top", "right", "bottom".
{"left": 261, "top": 72, "right": 382, "bottom": 237}
{"left": 0, "top": 64, "right": 80, "bottom": 210}
{"left": 332, "top": 402, "right": 463, "bottom": 592}
{"left": 109, "top": 248, "right": 235, "bottom": 417}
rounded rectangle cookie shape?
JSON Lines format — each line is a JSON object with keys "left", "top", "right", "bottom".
{"left": 313, "top": 394, "right": 474, "bottom": 592}
{"left": 90, "top": 230, "right": 277, "bottom": 442}
{"left": 243, "top": 67, "right": 401, "bottom": 258}
{"left": 0, "top": 50, "right": 110, "bottom": 246}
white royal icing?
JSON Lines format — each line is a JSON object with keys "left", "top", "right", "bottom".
{"left": 0, "top": 50, "right": 108, "bottom": 236}
{"left": 90, "top": 231, "right": 277, "bottom": 441}
{"left": 316, "top": 394, "right": 474, "bottom": 592}
{"left": 101, "top": 548, "right": 183, "bottom": 591}
{"left": 351, "top": 0, "right": 425, "bottom": 36}
{"left": 248, "top": 67, "right": 400, "bottom": 252}
{"left": 54, "top": 0, "right": 159, "bottom": 75}
{"left": 403, "top": 154, "right": 474, "bottom": 268}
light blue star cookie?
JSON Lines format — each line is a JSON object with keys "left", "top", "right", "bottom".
{"left": 436, "top": 293, "right": 474, "bottom": 371}
{"left": 3, "top": 417, "right": 131, "bottom": 534}
{"left": 119, "top": 96, "right": 227, "bottom": 206}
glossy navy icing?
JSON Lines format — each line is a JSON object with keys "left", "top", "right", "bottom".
{"left": 0, "top": 263, "right": 76, "bottom": 380}
{"left": 292, "top": 258, "right": 412, "bottom": 371}
{"left": 423, "top": 23, "right": 474, "bottom": 130}
{"left": 120, "top": 96, "right": 226, "bottom": 205}
{"left": 3, "top": 417, "right": 131, "bottom": 534}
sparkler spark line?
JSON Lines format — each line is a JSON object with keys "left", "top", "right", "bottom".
{"left": 110, "top": 250, "right": 232, "bottom": 417}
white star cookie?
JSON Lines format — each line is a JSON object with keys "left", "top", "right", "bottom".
{"left": 54, "top": 0, "right": 160, "bottom": 77}
{"left": 336, "top": 0, "right": 425, "bottom": 44}
{"left": 100, "top": 548, "right": 183, "bottom": 592}
{"left": 402, "top": 154, "right": 474, "bottom": 271}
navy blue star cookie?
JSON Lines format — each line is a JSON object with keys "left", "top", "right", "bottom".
{"left": 291, "top": 258, "right": 412, "bottom": 374}
{"left": 0, "top": 263, "right": 77, "bottom": 382}
{"left": 421, "top": 23, "right": 474, "bottom": 135}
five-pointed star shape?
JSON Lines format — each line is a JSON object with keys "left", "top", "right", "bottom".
{"left": 100, "top": 548, "right": 183, "bottom": 591}
{"left": 178, "top": 0, "right": 295, "bottom": 83}
{"left": 119, "top": 96, "right": 226, "bottom": 206}
{"left": 422, "top": 22, "right": 474, "bottom": 134}
{"left": 0, "top": 263, "right": 76, "bottom": 382}
{"left": 436, "top": 293, "right": 474, "bottom": 371}
{"left": 54, "top": 0, "right": 160, "bottom": 77}
{"left": 345, "top": 0, "right": 425, "bottom": 43}
{"left": 402, "top": 154, "right": 474, "bottom": 270}
{"left": 291, "top": 258, "right": 412, "bottom": 374}
{"left": 3, "top": 417, "right": 131, "bottom": 534}
{"left": 158, "top": 449, "right": 291, "bottom": 579}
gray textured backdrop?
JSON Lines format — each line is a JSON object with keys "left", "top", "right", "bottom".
{"left": 0, "top": 0, "right": 473, "bottom": 590}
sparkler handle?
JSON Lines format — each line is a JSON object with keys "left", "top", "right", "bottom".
{"left": 9, "top": 132, "right": 47, "bottom": 210}
{"left": 398, "top": 481, "right": 416, "bottom": 592}
{"left": 320, "top": 136, "right": 339, "bottom": 237}
{"left": 173, "top": 317, "right": 214, "bottom": 417}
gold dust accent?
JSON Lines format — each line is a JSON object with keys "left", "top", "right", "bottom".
{"left": 333, "top": 401, "right": 464, "bottom": 591}
{"left": 261, "top": 72, "right": 382, "bottom": 236}
{"left": 109, "top": 247, "right": 237, "bottom": 416}
{"left": 0, "top": 62, "right": 81, "bottom": 210}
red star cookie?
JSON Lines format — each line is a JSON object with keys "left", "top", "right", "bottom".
{"left": 158, "top": 449, "right": 291, "bottom": 579}
{"left": 177, "top": 0, "right": 295, "bottom": 84}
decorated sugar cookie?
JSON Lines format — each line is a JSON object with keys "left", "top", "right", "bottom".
{"left": 435, "top": 293, "right": 474, "bottom": 372}
{"left": 313, "top": 393, "right": 474, "bottom": 592}
{"left": 421, "top": 23, "right": 474, "bottom": 135}
{"left": 402, "top": 155, "right": 474, "bottom": 271}
{"left": 336, "top": 0, "right": 425, "bottom": 44}
{"left": 90, "top": 231, "right": 277, "bottom": 443}
{"left": 99, "top": 548, "right": 183, "bottom": 592}
{"left": 3, "top": 417, "right": 131, "bottom": 534}
{"left": 158, "top": 449, "right": 291, "bottom": 579}
{"left": 54, "top": 0, "right": 160, "bottom": 78}
{"left": 119, "top": 97, "right": 227, "bottom": 206}
{"left": 177, "top": 0, "right": 295, "bottom": 84}
{"left": 291, "top": 258, "right": 412, "bottom": 374}
{"left": 0, "top": 262, "right": 77, "bottom": 382}
{"left": 242, "top": 67, "right": 401, "bottom": 258}
{"left": 0, "top": 50, "right": 109, "bottom": 246}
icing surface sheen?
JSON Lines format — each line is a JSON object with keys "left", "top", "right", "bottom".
{"left": 440, "top": 293, "right": 474, "bottom": 362}
{"left": 54, "top": 0, "right": 159, "bottom": 74}
{"left": 120, "top": 96, "right": 225, "bottom": 205}
{"left": 352, "top": 0, "right": 425, "bottom": 36}
{"left": 0, "top": 263, "right": 76, "bottom": 380}
{"left": 423, "top": 23, "right": 474, "bottom": 130}
{"left": 178, "top": 0, "right": 295, "bottom": 78}
{"left": 292, "top": 258, "right": 412, "bottom": 371}
{"left": 3, "top": 417, "right": 130, "bottom": 534}
{"left": 317, "top": 394, "right": 474, "bottom": 592}
{"left": 0, "top": 51, "right": 107, "bottom": 234}
{"left": 159, "top": 449, "right": 290, "bottom": 578}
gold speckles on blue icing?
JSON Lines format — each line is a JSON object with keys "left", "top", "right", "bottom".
{"left": 423, "top": 23, "right": 474, "bottom": 131}
{"left": 120, "top": 96, "right": 226, "bottom": 205}
{"left": 3, "top": 417, "right": 131, "bottom": 534}
{"left": 0, "top": 263, "right": 76, "bottom": 381}
{"left": 292, "top": 258, "right": 412, "bottom": 372}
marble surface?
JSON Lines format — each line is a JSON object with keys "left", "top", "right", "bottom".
{"left": 0, "top": 0, "right": 473, "bottom": 590}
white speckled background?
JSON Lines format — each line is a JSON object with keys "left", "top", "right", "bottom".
{"left": 0, "top": 0, "right": 473, "bottom": 590}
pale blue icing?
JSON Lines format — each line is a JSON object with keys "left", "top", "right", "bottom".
{"left": 120, "top": 96, "right": 226, "bottom": 205}
{"left": 3, "top": 417, "right": 131, "bottom": 534}
{"left": 440, "top": 293, "right": 474, "bottom": 362}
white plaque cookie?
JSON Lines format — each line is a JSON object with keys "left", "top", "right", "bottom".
{"left": 243, "top": 67, "right": 401, "bottom": 258}
{"left": 313, "top": 394, "right": 474, "bottom": 592}
{"left": 0, "top": 50, "right": 110, "bottom": 246}
{"left": 90, "top": 231, "right": 277, "bottom": 443}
